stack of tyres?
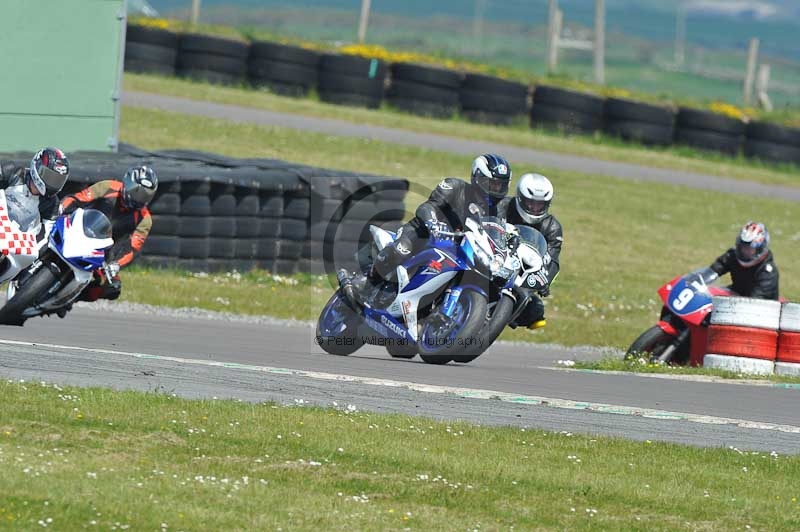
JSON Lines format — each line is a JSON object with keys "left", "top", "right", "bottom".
{"left": 386, "top": 62, "right": 461, "bottom": 119}
{"left": 275, "top": 194, "right": 310, "bottom": 274}
{"left": 317, "top": 53, "right": 387, "bottom": 109}
{"left": 230, "top": 186, "right": 262, "bottom": 271}
{"left": 459, "top": 73, "right": 529, "bottom": 126}
{"left": 140, "top": 180, "right": 181, "bottom": 268}
{"left": 744, "top": 121, "right": 800, "bottom": 166}
{"left": 673, "top": 108, "right": 745, "bottom": 156}
{"left": 177, "top": 34, "right": 249, "bottom": 86}
{"left": 530, "top": 86, "right": 604, "bottom": 135}
{"left": 603, "top": 98, "right": 675, "bottom": 146}
{"left": 703, "top": 297, "right": 782, "bottom": 376}
{"left": 248, "top": 41, "right": 320, "bottom": 97}
{"left": 776, "top": 302, "right": 800, "bottom": 377}
{"left": 125, "top": 24, "right": 179, "bottom": 76}
{"left": 302, "top": 195, "right": 347, "bottom": 276}
{"left": 258, "top": 191, "right": 284, "bottom": 273}
{"left": 176, "top": 180, "right": 212, "bottom": 271}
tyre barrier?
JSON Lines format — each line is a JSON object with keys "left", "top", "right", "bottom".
{"left": 1, "top": 144, "right": 409, "bottom": 277}
{"left": 247, "top": 41, "right": 320, "bottom": 97}
{"left": 460, "top": 73, "right": 529, "bottom": 126}
{"left": 674, "top": 107, "right": 745, "bottom": 156}
{"left": 318, "top": 53, "right": 387, "bottom": 109}
{"left": 603, "top": 98, "right": 675, "bottom": 146}
{"left": 531, "top": 86, "right": 604, "bottom": 135}
{"left": 387, "top": 62, "right": 461, "bottom": 119}
{"left": 702, "top": 296, "right": 782, "bottom": 375}
{"left": 777, "top": 302, "right": 800, "bottom": 376}
{"left": 123, "top": 26, "right": 800, "bottom": 169}
{"left": 124, "top": 25, "right": 179, "bottom": 76}
{"left": 743, "top": 121, "right": 800, "bottom": 166}
{"left": 176, "top": 34, "right": 249, "bottom": 86}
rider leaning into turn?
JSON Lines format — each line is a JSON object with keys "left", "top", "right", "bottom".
{"left": 58, "top": 165, "right": 158, "bottom": 308}
{"left": 341, "top": 153, "right": 513, "bottom": 306}
{"left": 709, "top": 221, "right": 779, "bottom": 300}
{"left": 0, "top": 147, "right": 70, "bottom": 240}
{"left": 498, "top": 173, "right": 563, "bottom": 330}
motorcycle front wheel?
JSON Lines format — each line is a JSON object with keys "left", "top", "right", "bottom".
{"left": 0, "top": 267, "right": 58, "bottom": 325}
{"left": 451, "top": 293, "right": 514, "bottom": 364}
{"left": 418, "top": 290, "right": 488, "bottom": 365}
{"left": 315, "top": 290, "right": 364, "bottom": 356}
{"left": 626, "top": 325, "right": 687, "bottom": 364}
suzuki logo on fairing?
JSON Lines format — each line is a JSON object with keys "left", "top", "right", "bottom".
{"left": 380, "top": 315, "right": 407, "bottom": 338}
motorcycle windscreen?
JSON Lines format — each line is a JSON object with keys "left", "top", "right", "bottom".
{"left": 516, "top": 226, "right": 548, "bottom": 257}
{"left": 480, "top": 216, "right": 507, "bottom": 252}
{"left": 80, "top": 209, "right": 113, "bottom": 240}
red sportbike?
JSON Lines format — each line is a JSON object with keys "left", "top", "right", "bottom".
{"left": 626, "top": 268, "right": 734, "bottom": 365}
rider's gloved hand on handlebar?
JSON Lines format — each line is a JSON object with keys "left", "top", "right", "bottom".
{"left": 103, "top": 261, "right": 120, "bottom": 280}
{"left": 424, "top": 218, "right": 449, "bottom": 238}
{"left": 529, "top": 270, "right": 550, "bottom": 295}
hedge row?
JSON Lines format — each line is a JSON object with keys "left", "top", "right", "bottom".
{"left": 0, "top": 145, "right": 409, "bottom": 275}
{"left": 125, "top": 24, "right": 800, "bottom": 168}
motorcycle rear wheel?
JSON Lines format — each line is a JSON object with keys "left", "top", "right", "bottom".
{"left": 315, "top": 290, "right": 364, "bottom": 356}
{"left": 0, "top": 267, "right": 58, "bottom": 325}
{"left": 451, "top": 293, "right": 514, "bottom": 364}
{"left": 626, "top": 325, "right": 687, "bottom": 364}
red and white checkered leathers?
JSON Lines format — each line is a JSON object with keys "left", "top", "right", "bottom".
{"left": 0, "top": 205, "right": 37, "bottom": 256}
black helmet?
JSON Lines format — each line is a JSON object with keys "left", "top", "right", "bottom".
{"left": 471, "top": 153, "right": 511, "bottom": 200}
{"left": 29, "top": 147, "right": 69, "bottom": 196}
{"left": 121, "top": 165, "right": 158, "bottom": 209}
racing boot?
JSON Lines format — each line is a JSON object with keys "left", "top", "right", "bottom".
{"left": 56, "top": 303, "right": 73, "bottom": 319}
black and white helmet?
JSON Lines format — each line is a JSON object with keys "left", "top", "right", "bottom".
{"left": 471, "top": 153, "right": 512, "bottom": 200}
{"left": 121, "top": 165, "right": 158, "bottom": 209}
{"left": 515, "top": 173, "right": 554, "bottom": 224}
{"left": 29, "top": 147, "right": 70, "bottom": 197}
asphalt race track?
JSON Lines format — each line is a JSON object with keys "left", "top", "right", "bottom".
{"left": 0, "top": 303, "right": 797, "bottom": 454}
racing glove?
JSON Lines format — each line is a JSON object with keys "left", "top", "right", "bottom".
{"left": 102, "top": 261, "right": 120, "bottom": 281}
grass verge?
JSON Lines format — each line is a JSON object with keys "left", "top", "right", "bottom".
{"left": 123, "top": 73, "right": 800, "bottom": 187}
{"left": 572, "top": 357, "right": 800, "bottom": 386}
{"left": 1, "top": 379, "right": 799, "bottom": 530}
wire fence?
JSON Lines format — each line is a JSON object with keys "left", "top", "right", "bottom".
{"left": 140, "top": 1, "right": 800, "bottom": 108}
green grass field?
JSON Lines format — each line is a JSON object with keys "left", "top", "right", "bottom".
{"left": 2, "top": 379, "right": 799, "bottom": 530}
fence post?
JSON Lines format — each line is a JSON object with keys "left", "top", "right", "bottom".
{"left": 674, "top": 2, "right": 686, "bottom": 67}
{"left": 743, "top": 37, "right": 759, "bottom": 105}
{"left": 548, "top": 8, "right": 562, "bottom": 72}
{"left": 594, "top": 0, "right": 605, "bottom": 85}
{"left": 190, "top": 0, "right": 201, "bottom": 27}
{"left": 756, "top": 64, "right": 773, "bottom": 111}
{"left": 357, "top": 0, "right": 372, "bottom": 44}
{"left": 546, "top": 0, "right": 557, "bottom": 71}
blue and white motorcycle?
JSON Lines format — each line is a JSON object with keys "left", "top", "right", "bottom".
{"left": 0, "top": 208, "right": 114, "bottom": 325}
{"left": 316, "top": 214, "right": 512, "bottom": 364}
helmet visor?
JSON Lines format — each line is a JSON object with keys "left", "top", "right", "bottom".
{"left": 475, "top": 174, "right": 508, "bottom": 197}
{"left": 31, "top": 165, "right": 67, "bottom": 196}
{"left": 736, "top": 242, "right": 758, "bottom": 261}
{"left": 519, "top": 196, "right": 549, "bottom": 216}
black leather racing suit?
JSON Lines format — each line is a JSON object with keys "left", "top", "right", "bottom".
{"left": 710, "top": 249, "right": 779, "bottom": 300}
{"left": 372, "top": 178, "right": 503, "bottom": 278}
{"left": 497, "top": 197, "right": 564, "bottom": 327}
